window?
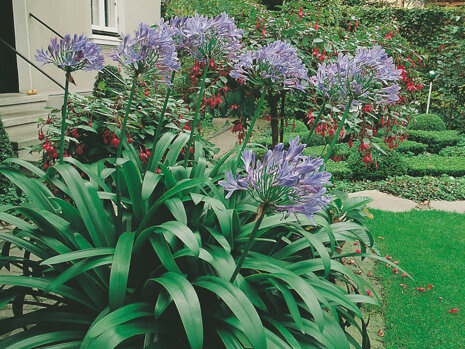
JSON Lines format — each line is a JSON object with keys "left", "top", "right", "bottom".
{"left": 91, "top": 0, "right": 118, "bottom": 35}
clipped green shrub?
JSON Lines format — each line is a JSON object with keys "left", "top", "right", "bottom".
{"left": 326, "top": 160, "right": 352, "bottom": 180}
{"left": 439, "top": 145, "right": 465, "bottom": 157}
{"left": 347, "top": 148, "right": 408, "bottom": 180}
{"left": 0, "top": 116, "right": 20, "bottom": 205}
{"left": 407, "top": 130, "right": 460, "bottom": 153}
{"left": 92, "top": 65, "right": 125, "bottom": 98}
{"left": 395, "top": 140, "right": 428, "bottom": 155}
{"left": 305, "top": 143, "right": 350, "bottom": 159}
{"left": 409, "top": 113, "right": 446, "bottom": 131}
{"left": 407, "top": 155, "right": 465, "bottom": 177}
{"left": 283, "top": 119, "right": 309, "bottom": 134}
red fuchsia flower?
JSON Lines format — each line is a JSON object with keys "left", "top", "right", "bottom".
{"left": 298, "top": 6, "right": 303, "bottom": 20}
{"left": 353, "top": 241, "right": 359, "bottom": 246}
{"left": 378, "top": 236, "right": 384, "bottom": 240}
{"left": 111, "top": 137, "right": 119, "bottom": 148}
{"left": 366, "top": 289, "right": 373, "bottom": 297}
{"left": 448, "top": 308, "right": 459, "bottom": 313}
{"left": 314, "top": 22, "right": 319, "bottom": 30}
{"left": 439, "top": 296, "right": 443, "bottom": 300}
{"left": 230, "top": 104, "right": 239, "bottom": 110}
{"left": 355, "top": 249, "right": 362, "bottom": 254}
{"left": 427, "top": 284, "right": 434, "bottom": 290}
{"left": 362, "top": 104, "right": 373, "bottom": 113}
{"left": 139, "top": 147, "right": 151, "bottom": 164}
{"left": 393, "top": 261, "right": 398, "bottom": 264}
{"left": 385, "top": 254, "right": 392, "bottom": 260}
{"left": 38, "top": 131, "right": 45, "bottom": 140}
{"left": 361, "top": 150, "right": 372, "bottom": 165}
{"left": 392, "top": 268, "right": 399, "bottom": 274}
{"left": 313, "top": 47, "right": 319, "bottom": 57}
{"left": 401, "top": 273, "right": 408, "bottom": 278}
{"left": 400, "top": 283, "right": 407, "bottom": 288}
{"left": 76, "top": 145, "right": 84, "bottom": 155}
{"left": 415, "top": 287, "right": 426, "bottom": 292}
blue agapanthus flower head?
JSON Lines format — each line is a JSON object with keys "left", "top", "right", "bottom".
{"left": 219, "top": 137, "right": 331, "bottom": 219}
{"left": 35, "top": 34, "right": 104, "bottom": 72}
{"left": 110, "top": 22, "right": 180, "bottom": 81}
{"left": 229, "top": 40, "right": 308, "bottom": 92}
{"left": 310, "top": 46, "right": 401, "bottom": 106}
{"left": 173, "top": 12, "right": 243, "bottom": 63}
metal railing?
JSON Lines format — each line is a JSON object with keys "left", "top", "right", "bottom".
{"left": 0, "top": 36, "right": 65, "bottom": 90}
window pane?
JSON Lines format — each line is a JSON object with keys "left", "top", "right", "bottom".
{"left": 105, "top": 0, "right": 116, "bottom": 29}
{"left": 91, "top": 0, "right": 100, "bottom": 25}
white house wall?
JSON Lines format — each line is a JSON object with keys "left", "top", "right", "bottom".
{"left": 14, "top": 0, "right": 161, "bottom": 95}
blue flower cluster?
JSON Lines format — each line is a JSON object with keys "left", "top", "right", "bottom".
{"left": 230, "top": 40, "right": 308, "bottom": 92}
{"left": 110, "top": 22, "right": 180, "bottom": 81}
{"left": 35, "top": 34, "right": 104, "bottom": 72}
{"left": 219, "top": 137, "right": 331, "bottom": 219}
{"left": 310, "top": 46, "right": 401, "bottom": 106}
{"left": 168, "top": 12, "right": 243, "bottom": 63}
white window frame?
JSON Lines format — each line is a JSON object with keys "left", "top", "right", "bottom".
{"left": 91, "top": 0, "right": 118, "bottom": 34}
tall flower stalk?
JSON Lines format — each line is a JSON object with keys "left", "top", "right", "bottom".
{"left": 310, "top": 46, "right": 401, "bottom": 161}
{"left": 230, "top": 40, "right": 308, "bottom": 149}
{"left": 220, "top": 138, "right": 331, "bottom": 282}
{"left": 305, "top": 97, "right": 327, "bottom": 144}
{"left": 110, "top": 22, "right": 179, "bottom": 232}
{"left": 36, "top": 34, "right": 104, "bottom": 163}
{"left": 184, "top": 65, "right": 209, "bottom": 167}
{"left": 173, "top": 13, "right": 242, "bottom": 166}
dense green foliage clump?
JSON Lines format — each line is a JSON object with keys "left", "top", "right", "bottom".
{"left": 409, "top": 113, "right": 446, "bottom": 131}
{"left": 93, "top": 65, "right": 125, "bottom": 99}
{"left": 0, "top": 116, "right": 20, "bottom": 205}
{"left": 347, "top": 148, "right": 407, "bottom": 181}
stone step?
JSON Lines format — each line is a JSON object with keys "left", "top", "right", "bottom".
{"left": 2, "top": 111, "right": 49, "bottom": 128}
{"left": 0, "top": 93, "right": 48, "bottom": 107}
{"left": 17, "top": 148, "right": 41, "bottom": 163}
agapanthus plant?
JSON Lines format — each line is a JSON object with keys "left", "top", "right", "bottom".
{"left": 110, "top": 22, "right": 180, "bottom": 233}
{"left": 174, "top": 12, "right": 243, "bottom": 63}
{"left": 310, "top": 46, "right": 401, "bottom": 107}
{"left": 230, "top": 40, "right": 309, "bottom": 151}
{"left": 178, "top": 13, "right": 243, "bottom": 166}
{"left": 220, "top": 137, "right": 331, "bottom": 281}
{"left": 308, "top": 46, "right": 401, "bottom": 162}
{"left": 110, "top": 22, "right": 180, "bottom": 81}
{"left": 36, "top": 34, "right": 104, "bottom": 75}
{"left": 35, "top": 34, "right": 104, "bottom": 164}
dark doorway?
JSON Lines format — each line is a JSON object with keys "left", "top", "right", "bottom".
{"left": 0, "top": 0, "right": 19, "bottom": 93}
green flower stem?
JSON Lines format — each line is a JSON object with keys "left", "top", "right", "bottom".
{"left": 229, "top": 204, "right": 267, "bottom": 283}
{"left": 183, "top": 65, "right": 209, "bottom": 167}
{"left": 305, "top": 97, "right": 327, "bottom": 145}
{"left": 323, "top": 99, "right": 352, "bottom": 163}
{"left": 240, "top": 88, "right": 267, "bottom": 155}
{"left": 116, "top": 80, "right": 137, "bottom": 234}
{"left": 148, "top": 70, "right": 176, "bottom": 170}
{"left": 58, "top": 77, "right": 70, "bottom": 164}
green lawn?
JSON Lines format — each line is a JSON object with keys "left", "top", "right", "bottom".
{"left": 366, "top": 210, "right": 465, "bottom": 348}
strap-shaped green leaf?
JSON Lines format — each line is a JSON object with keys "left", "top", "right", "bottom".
{"left": 152, "top": 272, "right": 203, "bottom": 349}
{"left": 41, "top": 248, "right": 114, "bottom": 265}
{"left": 109, "top": 232, "right": 135, "bottom": 309}
{"left": 81, "top": 302, "right": 152, "bottom": 347}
